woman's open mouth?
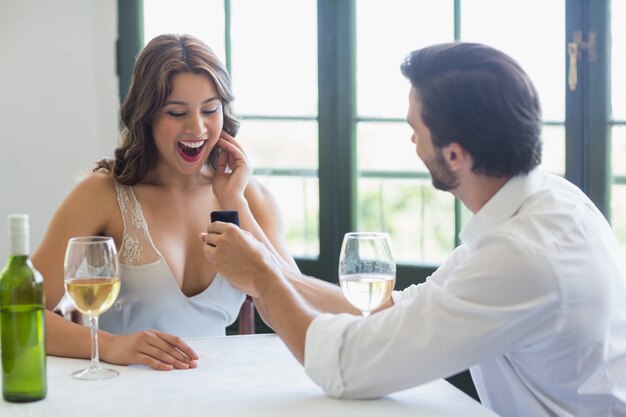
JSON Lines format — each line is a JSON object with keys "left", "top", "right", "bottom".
{"left": 177, "top": 140, "right": 207, "bottom": 162}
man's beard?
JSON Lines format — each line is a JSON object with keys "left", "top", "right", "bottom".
{"left": 425, "top": 149, "right": 459, "bottom": 191}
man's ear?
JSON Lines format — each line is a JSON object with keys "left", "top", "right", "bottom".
{"left": 442, "top": 142, "right": 469, "bottom": 171}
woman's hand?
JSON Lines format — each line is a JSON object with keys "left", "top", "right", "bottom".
{"left": 211, "top": 131, "right": 253, "bottom": 207}
{"left": 100, "top": 330, "right": 199, "bottom": 371}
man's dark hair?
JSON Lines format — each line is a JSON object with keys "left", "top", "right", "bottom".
{"left": 401, "top": 42, "right": 542, "bottom": 177}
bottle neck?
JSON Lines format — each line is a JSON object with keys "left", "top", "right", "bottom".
{"left": 10, "top": 231, "right": 29, "bottom": 257}
{"left": 7, "top": 254, "right": 29, "bottom": 266}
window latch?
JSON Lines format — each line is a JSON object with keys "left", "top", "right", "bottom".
{"left": 568, "top": 30, "right": 597, "bottom": 91}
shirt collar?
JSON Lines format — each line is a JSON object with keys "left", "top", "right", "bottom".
{"left": 459, "top": 168, "right": 543, "bottom": 248}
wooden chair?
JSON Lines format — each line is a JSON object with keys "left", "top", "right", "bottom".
{"left": 238, "top": 295, "right": 256, "bottom": 335}
{"left": 52, "top": 294, "right": 82, "bottom": 324}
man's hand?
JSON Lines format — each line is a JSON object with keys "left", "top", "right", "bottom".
{"left": 200, "top": 222, "right": 280, "bottom": 297}
{"left": 201, "top": 222, "right": 317, "bottom": 365}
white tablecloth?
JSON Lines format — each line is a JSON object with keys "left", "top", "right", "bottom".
{"left": 1, "top": 334, "right": 499, "bottom": 416}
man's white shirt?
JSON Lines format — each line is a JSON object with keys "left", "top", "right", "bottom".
{"left": 305, "top": 169, "right": 626, "bottom": 417}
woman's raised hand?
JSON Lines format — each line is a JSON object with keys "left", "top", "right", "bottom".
{"left": 211, "top": 130, "right": 253, "bottom": 206}
{"left": 100, "top": 330, "right": 199, "bottom": 371}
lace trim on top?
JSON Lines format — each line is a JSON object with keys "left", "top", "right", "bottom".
{"left": 114, "top": 182, "right": 159, "bottom": 266}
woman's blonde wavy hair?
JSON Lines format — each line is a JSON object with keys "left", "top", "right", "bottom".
{"left": 95, "top": 34, "right": 239, "bottom": 184}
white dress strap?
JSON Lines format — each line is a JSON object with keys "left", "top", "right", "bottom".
{"left": 114, "top": 182, "right": 160, "bottom": 266}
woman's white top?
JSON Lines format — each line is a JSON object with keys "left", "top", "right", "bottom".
{"left": 99, "top": 182, "right": 245, "bottom": 337}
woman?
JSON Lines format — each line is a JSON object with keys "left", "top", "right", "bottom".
{"left": 33, "top": 34, "right": 296, "bottom": 370}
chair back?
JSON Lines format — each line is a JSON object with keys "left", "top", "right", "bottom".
{"left": 238, "top": 295, "right": 255, "bottom": 334}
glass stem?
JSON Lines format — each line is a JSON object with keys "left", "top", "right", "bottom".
{"left": 89, "top": 315, "right": 101, "bottom": 370}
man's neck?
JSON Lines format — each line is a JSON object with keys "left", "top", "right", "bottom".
{"left": 453, "top": 173, "right": 511, "bottom": 214}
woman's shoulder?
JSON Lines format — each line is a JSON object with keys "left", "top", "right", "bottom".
{"left": 244, "top": 178, "right": 278, "bottom": 209}
{"left": 61, "top": 170, "right": 119, "bottom": 213}
{"left": 244, "top": 178, "right": 285, "bottom": 230}
{"left": 73, "top": 170, "right": 117, "bottom": 195}
{"left": 44, "top": 170, "right": 122, "bottom": 242}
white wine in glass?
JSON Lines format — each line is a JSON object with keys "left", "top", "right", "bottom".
{"left": 338, "top": 232, "right": 396, "bottom": 317}
{"left": 64, "top": 236, "right": 120, "bottom": 380}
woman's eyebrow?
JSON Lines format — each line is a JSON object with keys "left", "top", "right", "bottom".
{"left": 163, "top": 96, "right": 220, "bottom": 106}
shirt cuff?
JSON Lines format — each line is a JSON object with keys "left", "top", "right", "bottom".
{"left": 391, "top": 283, "right": 423, "bottom": 305}
{"left": 391, "top": 289, "right": 407, "bottom": 304}
{"left": 304, "top": 313, "right": 361, "bottom": 398}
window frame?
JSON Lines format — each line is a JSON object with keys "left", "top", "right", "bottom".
{"left": 566, "top": 0, "right": 611, "bottom": 216}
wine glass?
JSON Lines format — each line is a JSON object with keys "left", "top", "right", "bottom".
{"left": 64, "top": 236, "right": 121, "bottom": 380}
{"left": 338, "top": 232, "right": 396, "bottom": 317}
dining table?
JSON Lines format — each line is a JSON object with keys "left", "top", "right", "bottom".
{"left": 1, "top": 333, "right": 500, "bottom": 417}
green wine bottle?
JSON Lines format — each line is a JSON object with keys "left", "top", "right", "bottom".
{"left": 0, "top": 214, "right": 47, "bottom": 402}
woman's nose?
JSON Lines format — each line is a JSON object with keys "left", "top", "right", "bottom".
{"left": 186, "top": 112, "right": 207, "bottom": 137}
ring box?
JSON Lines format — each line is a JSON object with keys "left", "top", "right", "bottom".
{"left": 210, "top": 210, "right": 240, "bottom": 227}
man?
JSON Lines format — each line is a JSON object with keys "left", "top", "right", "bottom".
{"left": 201, "top": 43, "right": 626, "bottom": 417}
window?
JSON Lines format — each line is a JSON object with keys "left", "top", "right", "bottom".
{"left": 119, "top": 0, "right": 616, "bottom": 282}
{"left": 354, "top": 0, "right": 567, "bottom": 266}
{"left": 355, "top": 1, "right": 455, "bottom": 264}
{"left": 228, "top": 0, "right": 319, "bottom": 257}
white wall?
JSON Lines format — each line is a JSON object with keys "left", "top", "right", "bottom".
{"left": 0, "top": 0, "right": 119, "bottom": 260}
